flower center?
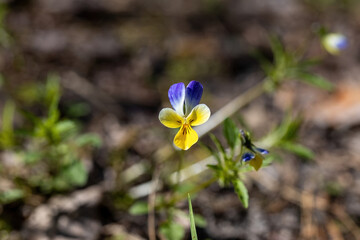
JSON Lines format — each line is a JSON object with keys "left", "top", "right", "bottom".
{"left": 182, "top": 124, "right": 190, "bottom": 135}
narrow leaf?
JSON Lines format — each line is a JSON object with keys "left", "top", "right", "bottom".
{"left": 188, "top": 194, "right": 198, "bottom": 240}
{"left": 207, "top": 164, "right": 221, "bottom": 171}
{"left": 297, "top": 72, "right": 333, "bottom": 91}
{"left": 129, "top": 201, "right": 148, "bottom": 215}
{"left": 75, "top": 133, "right": 102, "bottom": 148}
{"left": 194, "top": 214, "right": 207, "bottom": 228}
{"left": 223, "top": 118, "right": 239, "bottom": 150}
{"left": 0, "top": 100, "right": 15, "bottom": 148}
{"left": 209, "top": 133, "right": 225, "bottom": 158}
{"left": 60, "top": 160, "right": 87, "bottom": 187}
{"left": 233, "top": 179, "right": 249, "bottom": 208}
{"left": 280, "top": 142, "right": 315, "bottom": 159}
{"left": 200, "top": 142, "right": 221, "bottom": 165}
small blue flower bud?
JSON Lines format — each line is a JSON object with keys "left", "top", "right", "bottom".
{"left": 322, "top": 33, "right": 348, "bottom": 55}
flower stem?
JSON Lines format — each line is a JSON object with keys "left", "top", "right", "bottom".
{"left": 176, "top": 150, "right": 184, "bottom": 188}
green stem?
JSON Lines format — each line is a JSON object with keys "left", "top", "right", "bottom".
{"left": 175, "top": 150, "right": 184, "bottom": 189}
{"left": 188, "top": 194, "right": 198, "bottom": 240}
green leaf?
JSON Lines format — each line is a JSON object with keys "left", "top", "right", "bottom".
{"left": 269, "top": 35, "right": 286, "bottom": 67}
{"left": 259, "top": 113, "right": 302, "bottom": 147}
{"left": 279, "top": 142, "right": 314, "bottom": 159}
{"left": 263, "top": 153, "right": 281, "bottom": 164}
{"left": 0, "top": 100, "right": 16, "bottom": 148}
{"left": 129, "top": 201, "right": 148, "bottom": 215}
{"left": 45, "top": 73, "right": 61, "bottom": 107}
{"left": 194, "top": 214, "right": 207, "bottom": 228}
{"left": 43, "top": 74, "right": 61, "bottom": 128}
{"left": 55, "top": 120, "right": 78, "bottom": 139}
{"left": 23, "top": 151, "right": 43, "bottom": 164}
{"left": 207, "top": 164, "right": 221, "bottom": 171}
{"left": 325, "top": 181, "right": 343, "bottom": 197}
{"left": 159, "top": 221, "right": 185, "bottom": 240}
{"left": 60, "top": 160, "right": 88, "bottom": 188}
{"left": 223, "top": 118, "right": 239, "bottom": 150}
{"left": 200, "top": 142, "right": 221, "bottom": 165}
{"left": 66, "top": 102, "right": 91, "bottom": 118}
{"left": 209, "top": 133, "right": 225, "bottom": 158}
{"left": 175, "top": 182, "right": 195, "bottom": 195}
{"left": 188, "top": 194, "right": 198, "bottom": 240}
{"left": 281, "top": 115, "right": 302, "bottom": 141}
{"left": 298, "top": 58, "right": 322, "bottom": 68}
{"left": 75, "top": 133, "right": 102, "bottom": 148}
{"left": 297, "top": 72, "right": 333, "bottom": 91}
{"left": 0, "top": 189, "right": 24, "bottom": 204}
{"left": 233, "top": 179, "right": 249, "bottom": 208}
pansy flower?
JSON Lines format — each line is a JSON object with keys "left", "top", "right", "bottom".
{"left": 159, "top": 81, "right": 211, "bottom": 150}
{"left": 240, "top": 130, "right": 269, "bottom": 171}
{"left": 322, "top": 33, "right": 348, "bottom": 55}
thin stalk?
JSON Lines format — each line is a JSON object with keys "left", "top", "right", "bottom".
{"left": 176, "top": 150, "right": 184, "bottom": 187}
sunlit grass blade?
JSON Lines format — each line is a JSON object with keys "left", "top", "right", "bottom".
{"left": 188, "top": 194, "right": 198, "bottom": 240}
{"left": 0, "top": 100, "right": 16, "bottom": 148}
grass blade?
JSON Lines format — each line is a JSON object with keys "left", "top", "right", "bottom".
{"left": 188, "top": 194, "right": 198, "bottom": 240}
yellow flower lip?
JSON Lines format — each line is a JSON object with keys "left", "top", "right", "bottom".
{"left": 159, "top": 81, "right": 211, "bottom": 150}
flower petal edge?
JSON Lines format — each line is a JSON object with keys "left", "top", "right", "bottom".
{"left": 186, "top": 104, "right": 211, "bottom": 127}
{"left": 185, "top": 81, "right": 203, "bottom": 115}
{"left": 159, "top": 108, "right": 183, "bottom": 128}
{"left": 168, "top": 82, "right": 185, "bottom": 115}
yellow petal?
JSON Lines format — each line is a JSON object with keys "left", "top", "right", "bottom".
{"left": 159, "top": 108, "right": 183, "bottom": 128}
{"left": 186, "top": 104, "right": 211, "bottom": 126}
{"left": 174, "top": 124, "right": 198, "bottom": 150}
{"left": 249, "top": 154, "right": 263, "bottom": 171}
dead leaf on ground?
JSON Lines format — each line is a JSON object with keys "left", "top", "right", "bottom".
{"left": 307, "top": 85, "right": 360, "bottom": 128}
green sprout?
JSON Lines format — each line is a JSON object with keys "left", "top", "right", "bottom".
{"left": 256, "top": 36, "right": 333, "bottom": 92}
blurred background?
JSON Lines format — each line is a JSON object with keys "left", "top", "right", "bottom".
{"left": 0, "top": 0, "right": 360, "bottom": 239}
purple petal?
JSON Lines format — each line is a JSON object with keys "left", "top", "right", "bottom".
{"left": 168, "top": 83, "right": 185, "bottom": 115}
{"left": 242, "top": 152, "right": 255, "bottom": 162}
{"left": 336, "top": 37, "right": 347, "bottom": 49}
{"left": 185, "top": 81, "right": 203, "bottom": 115}
{"left": 256, "top": 147, "right": 269, "bottom": 155}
